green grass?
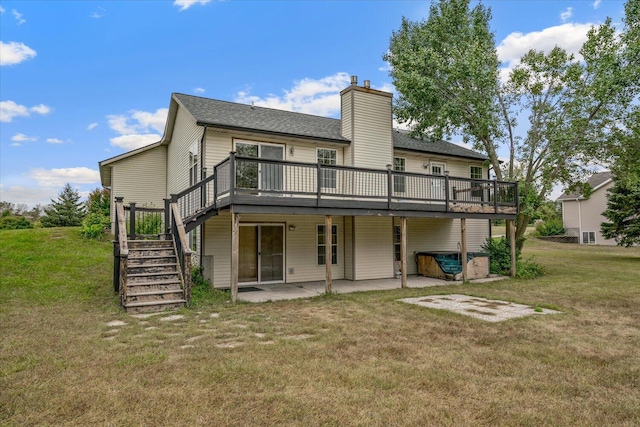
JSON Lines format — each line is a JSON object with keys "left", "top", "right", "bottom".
{"left": 1, "top": 228, "right": 639, "bottom": 426}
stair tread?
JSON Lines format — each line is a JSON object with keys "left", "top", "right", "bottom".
{"left": 127, "top": 279, "right": 182, "bottom": 286}
{"left": 124, "top": 299, "right": 186, "bottom": 308}
{"left": 128, "top": 271, "right": 180, "bottom": 277}
{"left": 129, "top": 255, "right": 177, "bottom": 259}
{"left": 127, "top": 289, "right": 184, "bottom": 296}
{"left": 128, "top": 263, "right": 178, "bottom": 268}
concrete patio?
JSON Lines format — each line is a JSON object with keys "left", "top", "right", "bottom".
{"left": 229, "top": 275, "right": 508, "bottom": 303}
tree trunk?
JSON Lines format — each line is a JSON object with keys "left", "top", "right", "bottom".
{"left": 515, "top": 213, "right": 530, "bottom": 252}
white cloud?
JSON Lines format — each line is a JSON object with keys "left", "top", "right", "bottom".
{"left": 109, "top": 134, "right": 161, "bottom": 151}
{"left": 497, "top": 23, "right": 594, "bottom": 81}
{"left": 235, "top": 72, "right": 353, "bottom": 118}
{"left": 593, "top": 0, "right": 602, "bottom": 9}
{"left": 0, "top": 100, "right": 29, "bottom": 122}
{"left": 107, "top": 108, "right": 166, "bottom": 150}
{"left": 87, "top": 122, "right": 98, "bottom": 131}
{"left": 107, "top": 108, "right": 167, "bottom": 135}
{"left": 90, "top": 7, "right": 106, "bottom": 18}
{"left": 0, "top": 100, "right": 52, "bottom": 122}
{"left": 174, "top": 0, "right": 211, "bottom": 11}
{"left": 46, "top": 138, "right": 64, "bottom": 144}
{"left": 0, "top": 41, "right": 37, "bottom": 66}
{"left": 12, "top": 133, "right": 37, "bottom": 142}
{"left": 0, "top": 184, "right": 59, "bottom": 206}
{"left": 30, "top": 104, "right": 51, "bottom": 115}
{"left": 560, "top": 7, "right": 573, "bottom": 23}
{"left": 194, "top": 87, "right": 205, "bottom": 94}
{"left": 27, "top": 167, "right": 100, "bottom": 187}
{"left": 0, "top": 6, "right": 5, "bottom": 13}
{"left": 12, "top": 9, "right": 25, "bottom": 25}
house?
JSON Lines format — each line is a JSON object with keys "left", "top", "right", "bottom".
{"left": 99, "top": 77, "right": 518, "bottom": 312}
{"left": 557, "top": 171, "right": 615, "bottom": 245}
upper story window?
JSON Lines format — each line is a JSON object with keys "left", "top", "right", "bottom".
{"left": 317, "top": 148, "right": 337, "bottom": 189}
{"left": 189, "top": 147, "right": 198, "bottom": 186}
{"left": 470, "top": 165, "right": 484, "bottom": 198}
{"left": 394, "top": 157, "right": 406, "bottom": 193}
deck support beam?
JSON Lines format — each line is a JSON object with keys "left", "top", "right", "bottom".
{"left": 461, "top": 218, "right": 468, "bottom": 281}
{"left": 400, "top": 217, "right": 407, "bottom": 288}
{"left": 231, "top": 211, "right": 239, "bottom": 303}
{"left": 509, "top": 218, "right": 517, "bottom": 277}
{"left": 325, "top": 215, "right": 332, "bottom": 294}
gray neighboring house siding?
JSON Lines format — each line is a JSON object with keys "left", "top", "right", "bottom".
{"left": 558, "top": 172, "right": 616, "bottom": 245}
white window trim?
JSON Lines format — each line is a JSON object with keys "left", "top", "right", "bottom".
{"left": 582, "top": 231, "right": 596, "bottom": 245}
{"left": 431, "top": 162, "right": 446, "bottom": 175}
{"left": 316, "top": 224, "right": 338, "bottom": 266}
{"left": 469, "top": 165, "right": 484, "bottom": 179}
{"left": 317, "top": 148, "right": 338, "bottom": 190}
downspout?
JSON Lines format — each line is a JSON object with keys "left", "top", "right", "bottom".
{"left": 578, "top": 199, "right": 582, "bottom": 244}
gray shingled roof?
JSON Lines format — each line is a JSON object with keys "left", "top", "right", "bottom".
{"left": 392, "top": 129, "right": 487, "bottom": 160}
{"left": 173, "top": 93, "right": 487, "bottom": 161}
{"left": 557, "top": 171, "right": 613, "bottom": 200}
{"left": 173, "top": 93, "right": 348, "bottom": 143}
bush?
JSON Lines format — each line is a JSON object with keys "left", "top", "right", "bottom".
{"left": 134, "top": 213, "right": 163, "bottom": 236}
{"left": 80, "top": 213, "right": 110, "bottom": 239}
{"left": 482, "top": 237, "right": 544, "bottom": 279}
{"left": 0, "top": 215, "right": 33, "bottom": 230}
{"left": 535, "top": 218, "right": 565, "bottom": 236}
{"left": 190, "top": 266, "right": 229, "bottom": 305}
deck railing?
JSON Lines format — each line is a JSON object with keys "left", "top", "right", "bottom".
{"left": 113, "top": 198, "right": 129, "bottom": 304}
{"left": 171, "top": 152, "right": 519, "bottom": 221}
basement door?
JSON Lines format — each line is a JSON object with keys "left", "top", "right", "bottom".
{"left": 238, "top": 224, "right": 285, "bottom": 284}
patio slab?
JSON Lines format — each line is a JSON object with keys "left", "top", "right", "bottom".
{"left": 234, "top": 275, "right": 508, "bottom": 303}
{"left": 398, "top": 294, "right": 561, "bottom": 322}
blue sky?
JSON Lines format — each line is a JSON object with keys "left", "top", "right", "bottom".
{"left": 0, "top": 0, "right": 627, "bottom": 207}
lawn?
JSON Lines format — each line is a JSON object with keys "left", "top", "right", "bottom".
{"left": 1, "top": 228, "right": 639, "bottom": 426}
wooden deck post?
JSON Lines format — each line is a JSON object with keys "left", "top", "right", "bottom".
{"left": 509, "top": 219, "right": 517, "bottom": 277}
{"left": 325, "top": 215, "right": 332, "bottom": 294}
{"left": 461, "top": 218, "right": 468, "bottom": 281}
{"left": 401, "top": 216, "right": 407, "bottom": 288}
{"left": 231, "top": 211, "right": 239, "bottom": 303}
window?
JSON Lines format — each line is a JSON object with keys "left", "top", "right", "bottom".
{"left": 317, "top": 224, "right": 338, "bottom": 265}
{"left": 393, "top": 225, "right": 401, "bottom": 262}
{"left": 582, "top": 231, "right": 596, "bottom": 244}
{"left": 317, "top": 148, "right": 337, "bottom": 189}
{"left": 189, "top": 150, "right": 198, "bottom": 186}
{"left": 470, "top": 165, "right": 484, "bottom": 199}
{"left": 190, "top": 227, "right": 197, "bottom": 251}
{"left": 394, "top": 157, "right": 406, "bottom": 193}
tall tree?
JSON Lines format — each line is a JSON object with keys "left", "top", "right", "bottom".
{"left": 86, "top": 187, "right": 110, "bottom": 217}
{"left": 385, "top": 0, "right": 640, "bottom": 249}
{"left": 41, "top": 183, "right": 86, "bottom": 227}
{"left": 601, "top": 108, "right": 640, "bottom": 247}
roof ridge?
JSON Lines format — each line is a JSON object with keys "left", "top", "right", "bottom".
{"left": 173, "top": 92, "right": 341, "bottom": 122}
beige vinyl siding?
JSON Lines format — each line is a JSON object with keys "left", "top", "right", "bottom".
{"left": 399, "top": 151, "right": 484, "bottom": 178}
{"left": 204, "top": 213, "right": 345, "bottom": 288}
{"left": 109, "top": 145, "right": 167, "bottom": 226}
{"left": 167, "top": 105, "right": 202, "bottom": 195}
{"left": 351, "top": 90, "right": 393, "bottom": 169}
{"left": 562, "top": 200, "right": 580, "bottom": 237}
{"left": 341, "top": 90, "right": 352, "bottom": 142}
{"left": 577, "top": 181, "right": 615, "bottom": 245}
{"left": 353, "top": 216, "right": 394, "bottom": 280}
{"left": 392, "top": 217, "right": 488, "bottom": 275}
{"left": 205, "top": 131, "right": 233, "bottom": 170}
{"left": 344, "top": 216, "right": 354, "bottom": 280}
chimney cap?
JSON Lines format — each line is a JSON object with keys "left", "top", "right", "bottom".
{"left": 350, "top": 75, "right": 358, "bottom": 86}
{"left": 364, "top": 80, "right": 370, "bottom": 89}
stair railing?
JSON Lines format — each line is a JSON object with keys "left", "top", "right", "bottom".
{"left": 170, "top": 202, "right": 193, "bottom": 304}
{"left": 113, "top": 197, "right": 129, "bottom": 305}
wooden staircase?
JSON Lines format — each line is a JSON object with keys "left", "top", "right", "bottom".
{"left": 123, "top": 239, "right": 187, "bottom": 314}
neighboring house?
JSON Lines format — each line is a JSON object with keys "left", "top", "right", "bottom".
{"left": 557, "top": 171, "right": 615, "bottom": 245}
{"left": 99, "top": 77, "right": 518, "bottom": 310}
